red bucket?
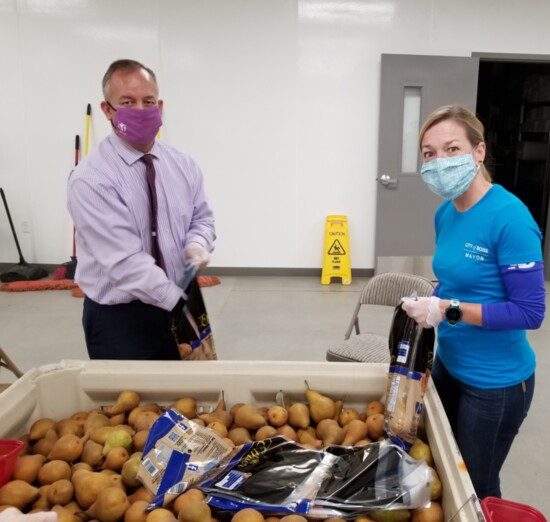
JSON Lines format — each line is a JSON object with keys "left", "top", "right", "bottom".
{"left": 0, "top": 440, "right": 25, "bottom": 486}
{"left": 481, "top": 497, "right": 547, "bottom": 522}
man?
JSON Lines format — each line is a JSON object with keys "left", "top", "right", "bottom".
{"left": 68, "top": 59, "right": 215, "bottom": 360}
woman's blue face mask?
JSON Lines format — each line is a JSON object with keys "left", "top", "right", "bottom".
{"left": 420, "top": 149, "right": 479, "bottom": 200}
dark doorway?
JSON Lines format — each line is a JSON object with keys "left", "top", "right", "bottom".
{"left": 476, "top": 60, "right": 550, "bottom": 248}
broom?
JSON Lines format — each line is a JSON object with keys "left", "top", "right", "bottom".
{"left": 0, "top": 188, "right": 49, "bottom": 283}
{"left": 53, "top": 134, "right": 80, "bottom": 280}
{"left": 70, "top": 104, "right": 92, "bottom": 297}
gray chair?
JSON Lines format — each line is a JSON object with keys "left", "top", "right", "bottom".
{"left": 326, "top": 272, "right": 436, "bottom": 363}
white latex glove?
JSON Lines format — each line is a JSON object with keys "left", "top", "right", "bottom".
{"left": 401, "top": 296, "right": 442, "bottom": 329}
{"left": 183, "top": 242, "right": 210, "bottom": 270}
{"left": 0, "top": 509, "right": 58, "bottom": 522}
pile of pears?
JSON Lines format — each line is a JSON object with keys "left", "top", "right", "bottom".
{"left": 0, "top": 385, "right": 443, "bottom": 522}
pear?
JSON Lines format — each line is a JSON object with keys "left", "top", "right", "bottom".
{"left": 128, "top": 403, "right": 161, "bottom": 427}
{"left": 51, "top": 504, "right": 81, "bottom": 522}
{"left": 38, "top": 459, "right": 72, "bottom": 485}
{"left": 91, "top": 426, "right": 118, "bottom": 445}
{"left": 106, "top": 390, "right": 141, "bottom": 416}
{"left": 171, "top": 397, "right": 197, "bottom": 419}
{"left": 199, "top": 396, "right": 233, "bottom": 428}
{"left": 103, "top": 447, "right": 130, "bottom": 471}
{"left": 304, "top": 382, "right": 336, "bottom": 424}
{"left": 231, "top": 508, "right": 265, "bottom": 521}
{"left": 332, "top": 400, "right": 344, "bottom": 422}
{"left": 315, "top": 419, "right": 344, "bottom": 446}
{"left": 31, "top": 437, "right": 56, "bottom": 457}
{"left": 81, "top": 439, "right": 106, "bottom": 468}
{"left": 339, "top": 408, "right": 361, "bottom": 427}
{"left": 409, "top": 440, "right": 434, "bottom": 467}
{"left": 234, "top": 404, "right": 267, "bottom": 430}
{"left": 146, "top": 508, "right": 177, "bottom": 522}
{"left": 29, "top": 418, "right": 57, "bottom": 441}
{"left": 71, "top": 411, "right": 89, "bottom": 421}
{"left": 411, "top": 502, "right": 443, "bottom": 522}
{"left": 124, "top": 500, "right": 149, "bottom": 522}
{"left": 366, "top": 413, "right": 385, "bottom": 440}
{"left": 279, "top": 516, "right": 307, "bottom": 522}
{"left": 366, "top": 400, "right": 385, "bottom": 417}
{"left": 85, "top": 411, "right": 112, "bottom": 434}
{"left": 207, "top": 421, "right": 228, "bottom": 438}
{"left": 341, "top": 419, "right": 368, "bottom": 446}
{"left": 71, "top": 461, "right": 93, "bottom": 476}
{"left": 109, "top": 413, "right": 128, "bottom": 426}
{"left": 47, "top": 433, "right": 88, "bottom": 462}
{"left": 255, "top": 425, "right": 278, "bottom": 441}
{"left": 103, "top": 430, "right": 133, "bottom": 456}
{"left": 370, "top": 510, "right": 411, "bottom": 522}
{"left": 31, "top": 484, "right": 51, "bottom": 510}
{"left": 266, "top": 405, "right": 288, "bottom": 427}
{"left": 230, "top": 402, "right": 245, "bottom": 417}
{"left": 72, "top": 468, "right": 121, "bottom": 509}
{"left": 86, "top": 486, "right": 130, "bottom": 522}
{"left": 228, "top": 427, "right": 253, "bottom": 445}
{"left": 127, "top": 486, "right": 154, "bottom": 504}
{"left": 133, "top": 412, "right": 160, "bottom": 432}
{"left": 297, "top": 429, "right": 322, "bottom": 449}
{"left": 276, "top": 424, "right": 298, "bottom": 442}
{"left": 287, "top": 403, "right": 310, "bottom": 429}
{"left": 133, "top": 430, "right": 150, "bottom": 452}
{"left": 46, "top": 478, "right": 74, "bottom": 505}
{"left": 12, "top": 453, "right": 46, "bottom": 483}
{"left": 121, "top": 453, "right": 143, "bottom": 488}
{"left": 172, "top": 489, "right": 205, "bottom": 515}
{"left": 0, "top": 479, "right": 40, "bottom": 509}
{"left": 56, "top": 419, "right": 84, "bottom": 437}
{"left": 177, "top": 498, "right": 211, "bottom": 522}
{"left": 429, "top": 467, "right": 442, "bottom": 500}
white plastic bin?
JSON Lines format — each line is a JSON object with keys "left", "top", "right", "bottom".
{"left": 0, "top": 359, "right": 483, "bottom": 521}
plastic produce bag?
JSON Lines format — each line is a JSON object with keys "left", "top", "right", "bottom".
{"left": 137, "top": 409, "right": 233, "bottom": 508}
{"left": 173, "top": 264, "right": 217, "bottom": 360}
{"left": 385, "top": 302, "right": 435, "bottom": 450}
{"left": 313, "top": 440, "right": 432, "bottom": 515}
{"left": 199, "top": 436, "right": 338, "bottom": 515}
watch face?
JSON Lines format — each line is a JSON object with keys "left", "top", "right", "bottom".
{"left": 446, "top": 307, "right": 462, "bottom": 323}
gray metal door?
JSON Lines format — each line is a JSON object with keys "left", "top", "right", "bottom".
{"left": 375, "top": 54, "right": 480, "bottom": 279}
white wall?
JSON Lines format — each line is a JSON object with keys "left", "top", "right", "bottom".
{"left": 2, "top": 0, "right": 550, "bottom": 269}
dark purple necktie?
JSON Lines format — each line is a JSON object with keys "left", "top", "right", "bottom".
{"left": 142, "top": 154, "right": 166, "bottom": 271}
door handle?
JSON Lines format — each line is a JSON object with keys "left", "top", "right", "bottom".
{"left": 377, "top": 174, "right": 398, "bottom": 186}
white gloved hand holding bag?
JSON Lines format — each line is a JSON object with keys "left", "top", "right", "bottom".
{"left": 401, "top": 296, "right": 442, "bottom": 329}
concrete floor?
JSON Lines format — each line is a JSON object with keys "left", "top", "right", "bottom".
{"left": 0, "top": 275, "right": 548, "bottom": 516}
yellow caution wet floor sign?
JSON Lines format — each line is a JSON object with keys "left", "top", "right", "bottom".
{"left": 321, "top": 215, "right": 351, "bottom": 285}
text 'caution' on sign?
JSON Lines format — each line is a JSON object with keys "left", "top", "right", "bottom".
{"left": 321, "top": 215, "right": 351, "bottom": 285}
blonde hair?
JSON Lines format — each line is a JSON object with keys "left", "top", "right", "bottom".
{"left": 418, "top": 105, "right": 491, "bottom": 182}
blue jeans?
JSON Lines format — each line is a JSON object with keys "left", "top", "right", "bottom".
{"left": 431, "top": 356, "right": 534, "bottom": 499}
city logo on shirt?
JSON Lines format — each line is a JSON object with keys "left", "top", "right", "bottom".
{"left": 507, "top": 262, "right": 536, "bottom": 270}
{"left": 464, "top": 242, "right": 489, "bottom": 261}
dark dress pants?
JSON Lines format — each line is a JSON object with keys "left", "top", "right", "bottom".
{"left": 82, "top": 297, "right": 180, "bottom": 360}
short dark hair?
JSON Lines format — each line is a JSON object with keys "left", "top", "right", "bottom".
{"left": 102, "top": 59, "right": 158, "bottom": 98}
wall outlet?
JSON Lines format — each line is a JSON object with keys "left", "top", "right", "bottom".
{"left": 21, "top": 220, "right": 30, "bottom": 233}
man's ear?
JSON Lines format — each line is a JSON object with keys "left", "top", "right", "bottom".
{"left": 100, "top": 100, "right": 113, "bottom": 120}
{"left": 158, "top": 99, "right": 164, "bottom": 115}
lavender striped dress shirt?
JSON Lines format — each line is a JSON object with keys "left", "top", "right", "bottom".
{"left": 67, "top": 134, "right": 215, "bottom": 311}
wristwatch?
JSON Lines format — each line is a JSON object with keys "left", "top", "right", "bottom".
{"left": 445, "top": 299, "right": 463, "bottom": 325}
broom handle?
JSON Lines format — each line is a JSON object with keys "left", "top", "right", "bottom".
{"left": 72, "top": 134, "right": 80, "bottom": 257}
{"left": 84, "top": 104, "right": 91, "bottom": 156}
{"left": 0, "top": 188, "right": 25, "bottom": 263}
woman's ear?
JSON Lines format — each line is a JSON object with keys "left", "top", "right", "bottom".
{"left": 474, "top": 141, "right": 486, "bottom": 165}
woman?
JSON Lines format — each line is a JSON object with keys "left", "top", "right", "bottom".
{"left": 402, "top": 105, "right": 546, "bottom": 499}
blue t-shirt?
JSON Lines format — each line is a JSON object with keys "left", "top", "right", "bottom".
{"left": 433, "top": 184, "right": 543, "bottom": 388}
